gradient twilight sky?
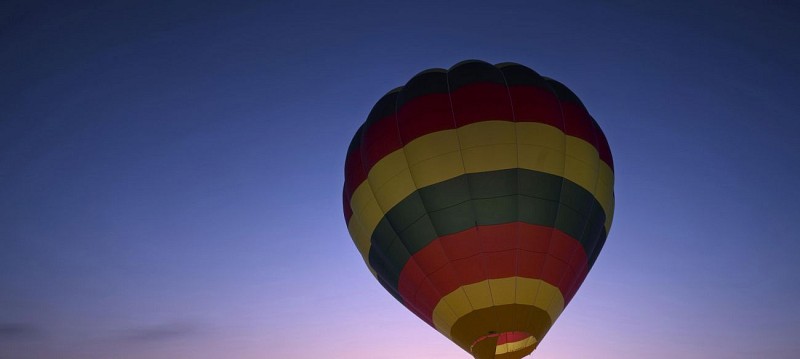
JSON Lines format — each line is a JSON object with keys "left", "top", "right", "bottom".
{"left": 2, "top": 1, "right": 799, "bottom": 358}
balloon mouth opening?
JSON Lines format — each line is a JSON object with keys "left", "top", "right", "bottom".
{"left": 470, "top": 331, "right": 537, "bottom": 357}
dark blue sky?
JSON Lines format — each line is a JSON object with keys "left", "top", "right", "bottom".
{"left": 2, "top": 1, "right": 799, "bottom": 358}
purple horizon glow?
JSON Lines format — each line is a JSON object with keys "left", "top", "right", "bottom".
{"left": 2, "top": 1, "right": 799, "bottom": 358}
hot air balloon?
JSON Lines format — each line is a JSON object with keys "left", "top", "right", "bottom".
{"left": 342, "top": 60, "right": 614, "bottom": 359}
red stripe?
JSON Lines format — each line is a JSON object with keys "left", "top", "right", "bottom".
{"left": 470, "top": 331, "right": 532, "bottom": 350}
{"left": 343, "top": 140, "right": 366, "bottom": 199}
{"left": 508, "top": 85, "right": 563, "bottom": 129}
{"left": 561, "top": 101, "right": 598, "bottom": 150}
{"left": 396, "top": 222, "right": 590, "bottom": 323}
{"left": 397, "top": 93, "right": 454, "bottom": 143}
{"left": 361, "top": 113, "right": 402, "bottom": 170}
{"left": 451, "top": 82, "right": 514, "bottom": 126}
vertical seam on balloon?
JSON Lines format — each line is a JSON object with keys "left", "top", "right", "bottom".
{"left": 345, "top": 128, "right": 378, "bottom": 277}
{"left": 549, "top": 80, "right": 575, "bottom": 317}
{"left": 575, "top": 120, "right": 604, "bottom": 302}
{"left": 445, "top": 66, "right": 494, "bottom": 337}
{"left": 393, "top": 79, "right": 461, "bottom": 336}
{"left": 569, "top": 115, "right": 606, "bottom": 302}
{"left": 520, "top": 77, "right": 568, "bottom": 339}
{"left": 558, "top": 128, "right": 601, "bottom": 307}
{"left": 348, "top": 203, "right": 375, "bottom": 275}
{"left": 581, "top": 117, "right": 608, "bottom": 273}
{"left": 551, "top": 99, "right": 601, "bottom": 305}
{"left": 569, "top": 146, "right": 608, "bottom": 301}
{"left": 358, "top": 103, "right": 420, "bottom": 316}
{"left": 497, "top": 63, "right": 524, "bottom": 337}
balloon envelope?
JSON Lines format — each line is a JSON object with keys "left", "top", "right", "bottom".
{"left": 343, "top": 60, "right": 614, "bottom": 359}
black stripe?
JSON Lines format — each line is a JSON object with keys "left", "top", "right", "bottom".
{"left": 448, "top": 59, "right": 507, "bottom": 92}
{"left": 364, "top": 87, "right": 400, "bottom": 127}
{"left": 497, "top": 62, "right": 552, "bottom": 89}
{"left": 543, "top": 78, "right": 586, "bottom": 108}
{"left": 397, "top": 69, "right": 449, "bottom": 108}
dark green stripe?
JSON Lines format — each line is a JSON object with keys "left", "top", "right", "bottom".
{"left": 367, "top": 168, "right": 607, "bottom": 291}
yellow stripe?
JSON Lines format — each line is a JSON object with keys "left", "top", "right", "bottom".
{"left": 403, "top": 130, "right": 461, "bottom": 165}
{"left": 431, "top": 277, "right": 565, "bottom": 338}
{"left": 346, "top": 206, "right": 378, "bottom": 278}
{"left": 347, "top": 120, "right": 614, "bottom": 269}
{"left": 516, "top": 122, "right": 564, "bottom": 149}
{"left": 496, "top": 336, "right": 537, "bottom": 355}
{"left": 348, "top": 183, "right": 383, "bottom": 254}
{"left": 409, "top": 150, "right": 465, "bottom": 187}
